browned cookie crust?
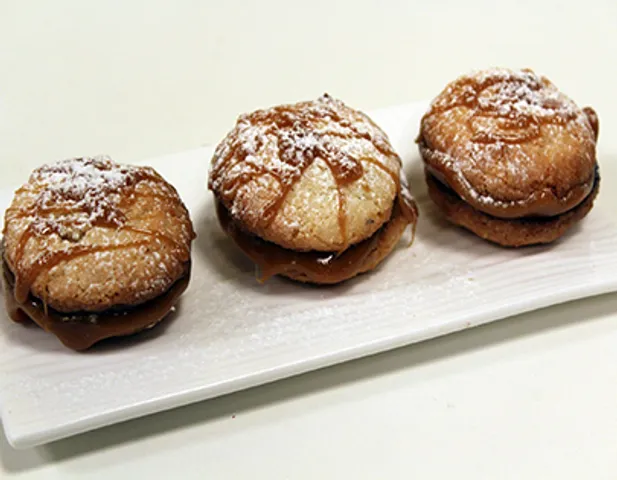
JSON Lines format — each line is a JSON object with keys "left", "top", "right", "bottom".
{"left": 419, "top": 68, "right": 598, "bottom": 220}
{"left": 209, "top": 95, "right": 418, "bottom": 283}
{"left": 2, "top": 156, "right": 195, "bottom": 350}
{"left": 425, "top": 169, "right": 600, "bottom": 247}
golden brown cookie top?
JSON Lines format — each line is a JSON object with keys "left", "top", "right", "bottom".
{"left": 3, "top": 156, "right": 195, "bottom": 313}
{"left": 209, "top": 94, "right": 412, "bottom": 252}
{"left": 419, "top": 68, "right": 598, "bottom": 218}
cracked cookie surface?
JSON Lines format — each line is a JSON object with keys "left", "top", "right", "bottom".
{"left": 418, "top": 68, "right": 598, "bottom": 219}
{"left": 3, "top": 156, "right": 194, "bottom": 313}
{"left": 209, "top": 95, "right": 418, "bottom": 284}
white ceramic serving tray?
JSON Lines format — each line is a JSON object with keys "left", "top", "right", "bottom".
{"left": 2, "top": 101, "right": 617, "bottom": 449}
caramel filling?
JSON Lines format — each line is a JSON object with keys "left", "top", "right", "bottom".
{"left": 2, "top": 258, "right": 190, "bottom": 351}
{"left": 217, "top": 195, "right": 417, "bottom": 284}
{"left": 421, "top": 155, "right": 595, "bottom": 219}
{"left": 425, "top": 166, "right": 599, "bottom": 221}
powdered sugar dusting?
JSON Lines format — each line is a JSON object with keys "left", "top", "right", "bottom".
{"left": 3, "top": 156, "right": 194, "bottom": 312}
{"left": 26, "top": 156, "right": 148, "bottom": 234}
{"left": 209, "top": 94, "right": 402, "bottom": 234}
{"left": 420, "top": 68, "right": 597, "bottom": 210}
{"left": 429, "top": 68, "right": 582, "bottom": 144}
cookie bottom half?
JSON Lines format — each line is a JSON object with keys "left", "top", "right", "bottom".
{"left": 425, "top": 169, "right": 600, "bottom": 247}
{"left": 217, "top": 199, "right": 413, "bottom": 284}
{"left": 2, "top": 258, "right": 190, "bottom": 350}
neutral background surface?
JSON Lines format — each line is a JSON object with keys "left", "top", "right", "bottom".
{"left": 1, "top": 0, "right": 616, "bottom": 478}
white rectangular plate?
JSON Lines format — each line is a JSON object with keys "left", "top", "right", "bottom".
{"left": 2, "top": 101, "right": 617, "bottom": 449}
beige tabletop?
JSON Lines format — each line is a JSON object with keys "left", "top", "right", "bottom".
{"left": 1, "top": 1, "right": 617, "bottom": 478}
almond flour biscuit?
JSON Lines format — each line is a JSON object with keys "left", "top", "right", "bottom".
{"left": 2, "top": 156, "right": 195, "bottom": 350}
{"left": 209, "top": 94, "right": 418, "bottom": 283}
{"left": 418, "top": 68, "right": 599, "bottom": 246}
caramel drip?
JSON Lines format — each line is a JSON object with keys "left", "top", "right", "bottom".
{"left": 14, "top": 241, "right": 151, "bottom": 304}
{"left": 121, "top": 226, "right": 185, "bottom": 252}
{"left": 427, "top": 71, "right": 578, "bottom": 145}
{"left": 216, "top": 199, "right": 409, "bottom": 284}
{"left": 360, "top": 156, "right": 418, "bottom": 223}
{"left": 210, "top": 95, "right": 408, "bottom": 251}
{"left": 6, "top": 159, "right": 190, "bottom": 305}
{"left": 3, "top": 259, "right": 190, "bottom": 351}
{"left": 12, "top": 206, "right": 126, "bottom": 269}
